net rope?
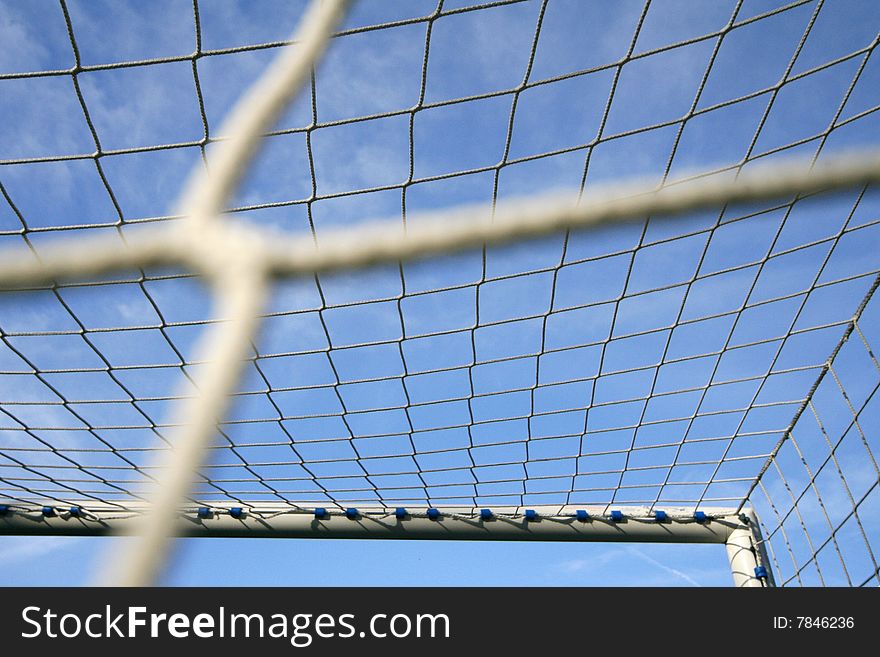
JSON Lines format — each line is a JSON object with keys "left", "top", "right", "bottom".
{"left": 0, "top": 0, "right": 878, "bottom": 586}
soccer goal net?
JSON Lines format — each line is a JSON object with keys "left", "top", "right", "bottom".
{"left": 0, "top": 0, "right": 878, "bottom": 588}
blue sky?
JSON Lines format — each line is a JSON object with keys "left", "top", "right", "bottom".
{"left": 0, "top": 0, "right": 879, "bottom": 586}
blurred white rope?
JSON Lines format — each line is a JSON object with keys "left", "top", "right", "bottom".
{"left": 98, "top": 252, "right": 270, "bottom": 586}
{"left": 263, "top": 150, "right": 880, "bottom": 276}
{"left": 2, "top": 150, "right": 879, "bottom": 289}
{"left": 176, "top": 0, "right": 351, "bottom": 240}
{"left": 95, "top": 0, "right": 352, "bottom": 586}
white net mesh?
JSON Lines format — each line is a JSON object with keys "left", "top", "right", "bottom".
{"left": 0, "top": 0, "right": 879, "bottom": 586}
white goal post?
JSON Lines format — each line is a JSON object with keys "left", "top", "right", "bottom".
{"left": 0, "top": 503, "right": 773, "bottom": 587}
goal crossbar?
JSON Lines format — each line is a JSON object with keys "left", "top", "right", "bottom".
{"left": 0, "top": 505, "right": 741, "bottom": 542}
{"left": 0, "top": 505, "right": 772, "bottom": 586}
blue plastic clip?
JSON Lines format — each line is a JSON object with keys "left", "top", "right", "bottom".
{"left": 427, "top": 508, "right": 441, "bottom": 520}
{"left": 229, "top": 507, "right": 244, "bottom": 519}
{"left": 575, "top": 509, "right": 590, "bottom": 522}
{"left": 69, "top": 506, "right": 81, "bottom": 517}
{"left": 314, "top": 507, "right": 328, "bottom": 519}
{"left": 610, "top": 510, "right": 624, "bottom": 522}
{"left": 345, "top": 507, "right": 359, "bottom": 519}
{"left": 197, "top": 507, "right": 211, "bottom": 519}
{"left": 42, "top": 506, "right": 55, "bottom": 517}
{"left": 0, "top": 504, "right": 10, "bottom": 516}
{"left": 754, "top": 566, "right": 768, "bottom": 579}
{"left": 654, "top": 510, "right": 668, "bottom": 522}
{"left": 480, "top": 508, "right": 493, "bottom": 521}
{"left": 395, "top": 507, "right": 407, "bottom": 519}
{"left": 694, "top": 511, "right": 707, "bottom": 523}
{"left": 524, "top": 509, "right": 538, "bottom": 521}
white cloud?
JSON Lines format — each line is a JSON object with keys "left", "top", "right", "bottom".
{"left": 625, "top": 546, "right": 703, "bottom": 587}
{"left": 0, "top": 535, "right": 82, "bottom": 564}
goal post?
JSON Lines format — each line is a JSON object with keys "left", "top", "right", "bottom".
{"left": 0, "top": 504, "right": 772, "bottom": 587}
